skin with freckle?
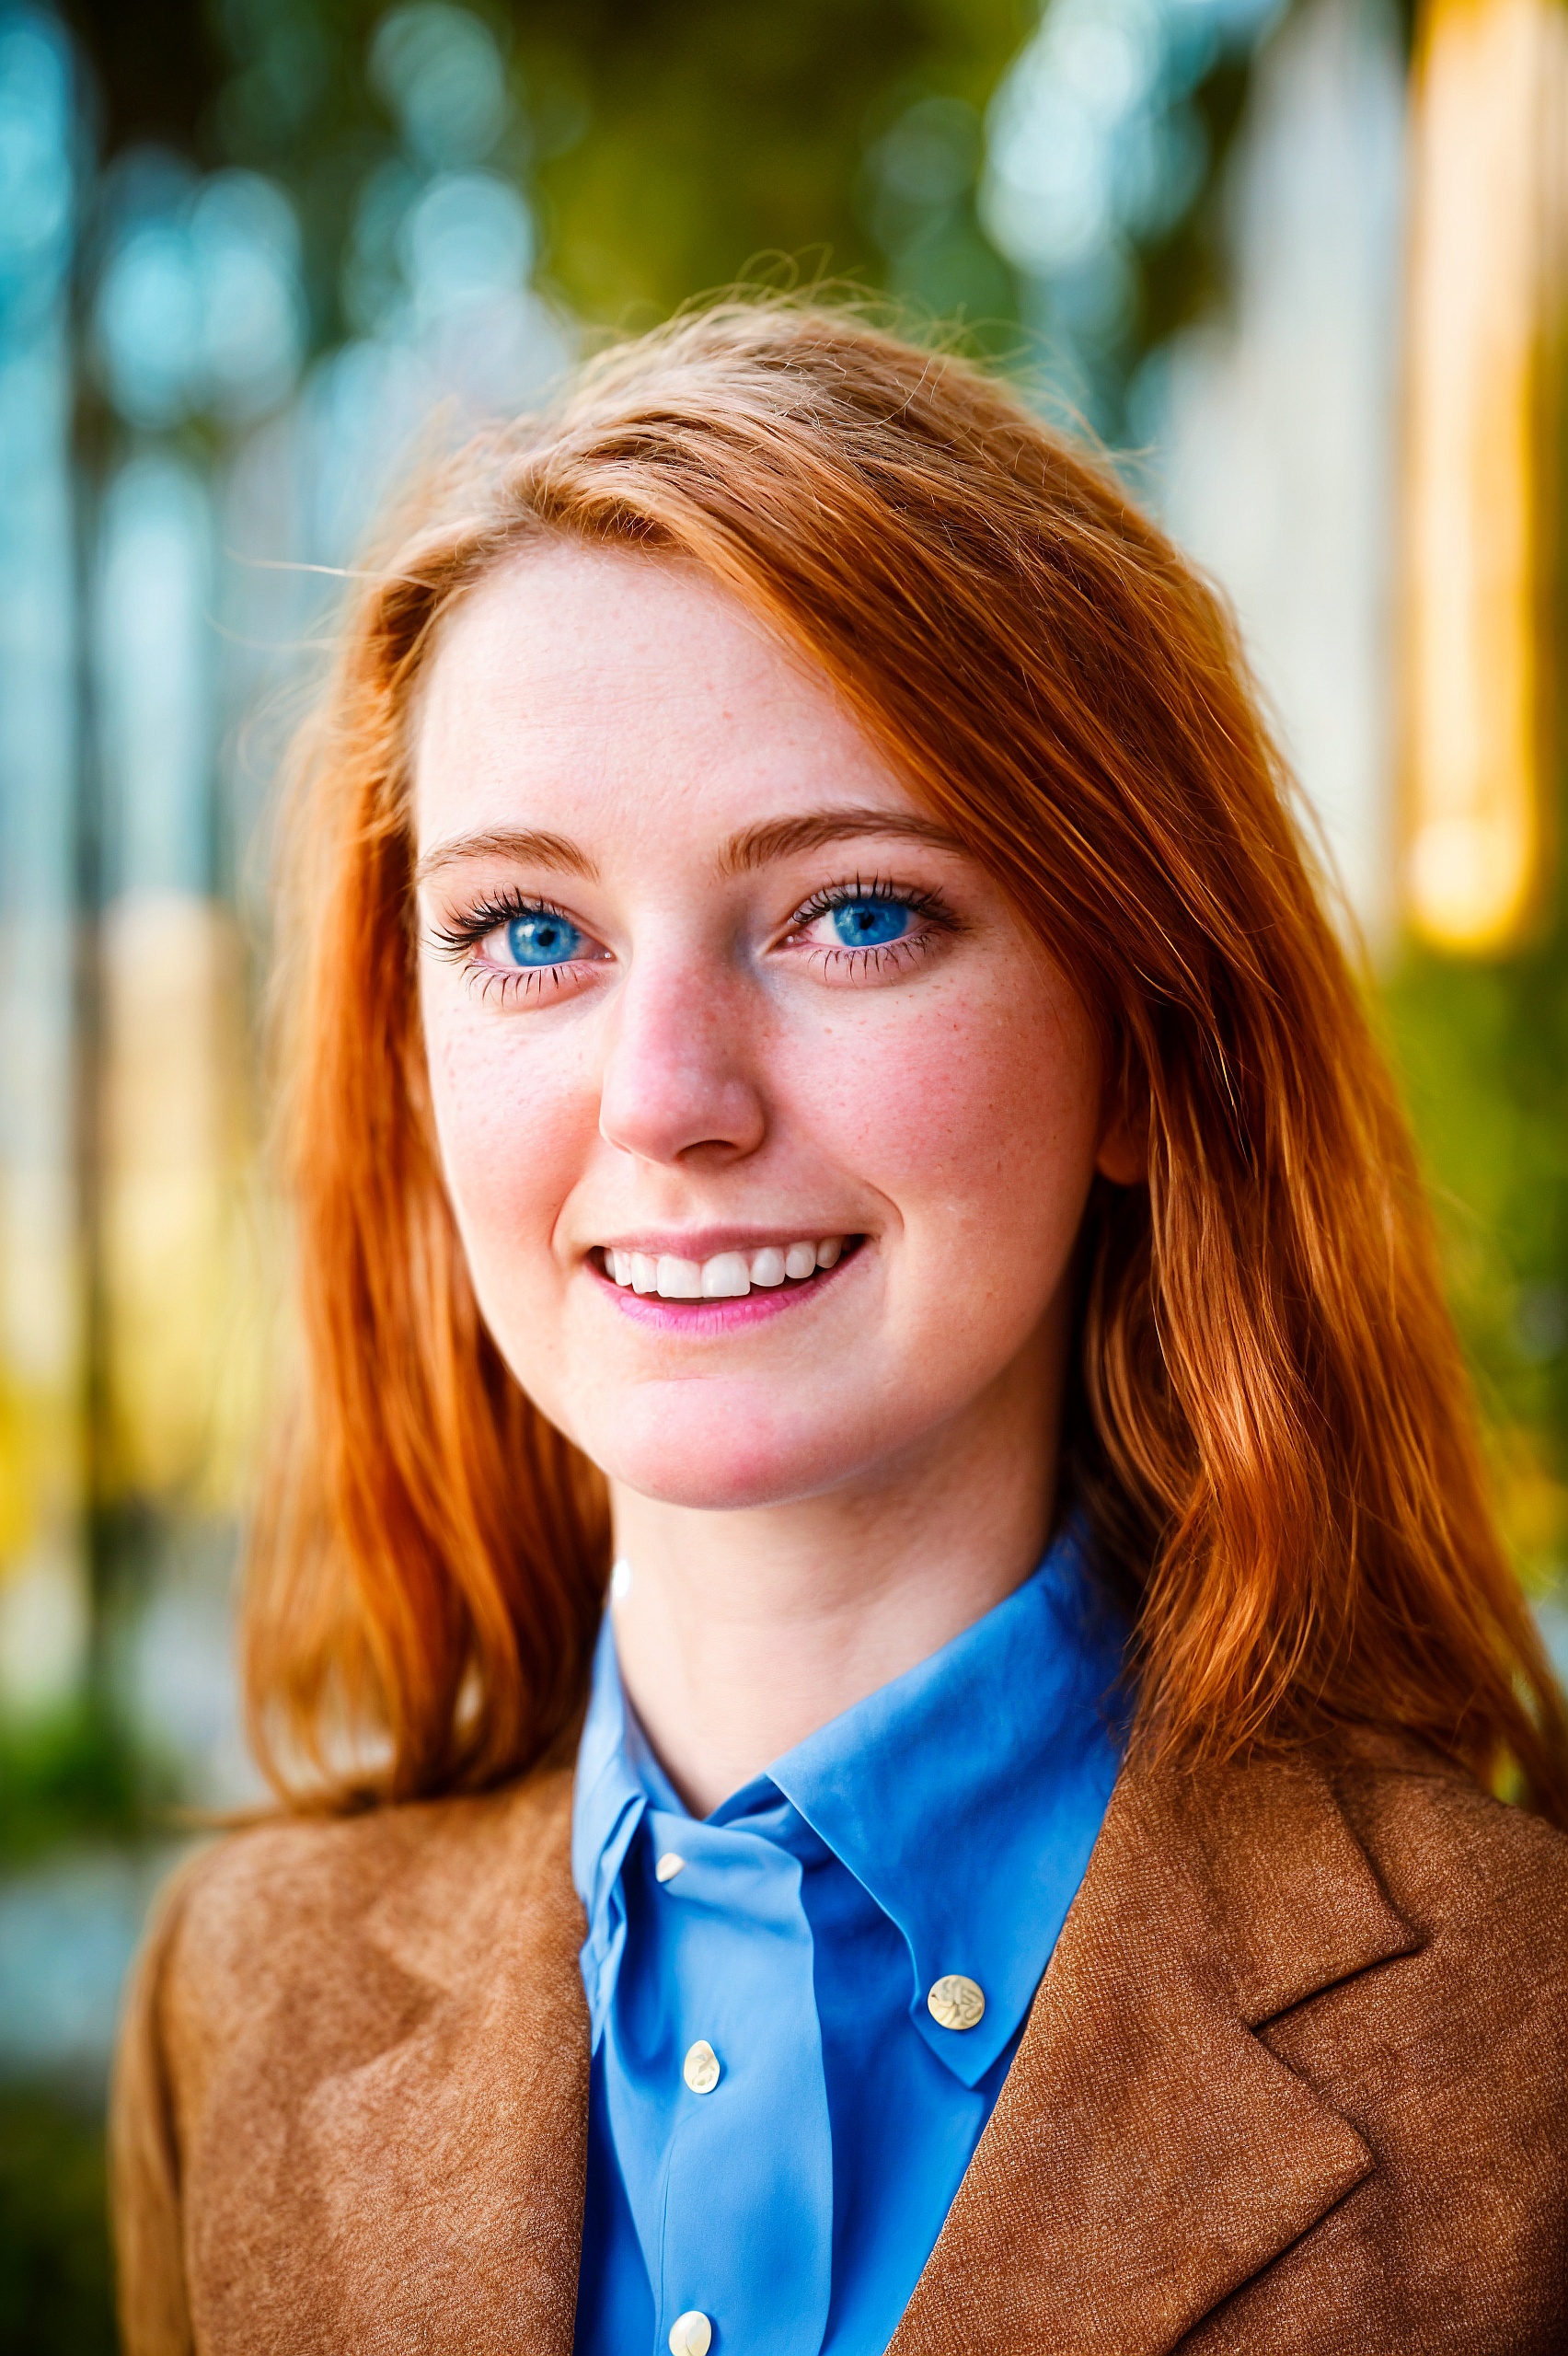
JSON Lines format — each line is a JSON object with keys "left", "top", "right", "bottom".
{"left": 414, "top": 544, "right": 1118, "bottom": 1528}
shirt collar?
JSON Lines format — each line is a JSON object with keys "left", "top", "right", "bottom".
{"left": 766, "top": 1517, "right": 1128, "bottom": 2085}
{"left": 571, "top": 1518, "right": 1129, "bottom": 2082}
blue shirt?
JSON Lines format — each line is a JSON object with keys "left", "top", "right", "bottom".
{"left": 571, "top": 1519, "right": 1128, "bottom": 2356}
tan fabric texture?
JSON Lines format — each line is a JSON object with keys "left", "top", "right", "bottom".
{"left": 111, "top": 1738, "right": 1568, "bottom": 2353}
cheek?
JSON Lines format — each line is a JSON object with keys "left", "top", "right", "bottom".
{"left": 421, "top": 987, "right": 594, "bottom": 1285}
{"left": 795, "top": 969, "right": 1101, "bottom": 1267}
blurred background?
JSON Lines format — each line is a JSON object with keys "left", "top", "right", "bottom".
{"left": 2, "top": 0, "right": 1566, "bottom": 2339}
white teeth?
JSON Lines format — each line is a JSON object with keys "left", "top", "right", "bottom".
{"left": 701, "top": 1252, "right": 751, "bottom": 1299}
{"left": 605, "top": 1239, "right": 850, "bottom": 1299}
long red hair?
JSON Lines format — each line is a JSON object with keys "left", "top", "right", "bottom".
{"left": 248, "top": 299, "right": 1568, "bottom": 1823}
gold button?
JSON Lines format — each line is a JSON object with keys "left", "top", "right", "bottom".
{"left": 683, "top": 2038, "right": 721, "bottom": 2094}
{"left": 669, "top": 2313, "right": 712, "bottom": 2356}
{"left": 655, "top": 1852, "right": 686, "bottom": 1884}
{"left": 927, "top": 1973, "right": 986, "bottom": 2031}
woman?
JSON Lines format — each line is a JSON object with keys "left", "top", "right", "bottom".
{"left": 113, "top": 304, "right": 1568, "bottom": 2355}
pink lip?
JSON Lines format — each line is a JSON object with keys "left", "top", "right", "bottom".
{"left": 591, "top": 1241, "right": 863, "bottom": 1333}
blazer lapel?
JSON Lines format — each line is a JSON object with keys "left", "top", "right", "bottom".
{"left": 297, "top": 1770, "right": 590, "bottom": 2355}
{"left": 891, "top": 1748, "right": 1421, "bottom": 2355}
{"left": 271, "top": 1743, "right": 1416, "bottom": 2354}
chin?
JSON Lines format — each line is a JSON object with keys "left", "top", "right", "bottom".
{"left": 569, "top": 1382, "right": 878, "bottom": 1512}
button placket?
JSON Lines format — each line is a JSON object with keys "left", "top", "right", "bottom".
{"left": 628, "top": 1819, "right": 831, "bottom": 2354}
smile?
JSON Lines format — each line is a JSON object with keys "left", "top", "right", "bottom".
{"left": 596, "top": 1237, "right": 848, "bottom": 1300}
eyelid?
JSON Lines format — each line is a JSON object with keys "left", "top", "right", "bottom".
{"left": 783, "top": 872, "right": 957, "bottom": 936}
{"left": 429, "top": 887, "right": 598, "bottom": 960}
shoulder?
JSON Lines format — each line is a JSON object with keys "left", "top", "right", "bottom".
{"left": 111, "top": 1761, "right": 586, "bottom": 2353}
{"left": 142, "top": 1763, "right": 578, "bottom": 2106}
{"left": 1152, "top": 1743, "right": 1568, "bottom": 2349}
{"left": 168, "top": 1760, "right": 574, "bottom": 1952}
{"left": 174, "top": 1761, "right": 572, "bottom": 1930}
{"left": 1332, "top": 1738, "right": 1568, "bottom": 1961}
{"left": 1277, "top": 1743, "right": 1568, "bottom": 2214}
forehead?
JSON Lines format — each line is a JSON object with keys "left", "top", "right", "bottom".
{"left": 410, "top": 541, "right": 917, "bottom": 855}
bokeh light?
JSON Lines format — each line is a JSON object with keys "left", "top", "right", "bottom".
{"left": 94, "top": 163, "right": 306, "bottom": 430}
{"left": 985, "top": 0, "right": 1283, "bottom": 412}
{"left": 1401, "top": 0, "right": 1568, "bottom": 953}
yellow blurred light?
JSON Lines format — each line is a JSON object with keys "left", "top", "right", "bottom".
{"left": 1402, "top": 0, "right": 1568, "bottom": 953}
{"left": 97, "top": 890, "right": 267, "bottom": 1509}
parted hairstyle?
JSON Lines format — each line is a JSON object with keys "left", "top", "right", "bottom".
{"left": 248, "top": 297, "right": 1568, "bottom": 1824}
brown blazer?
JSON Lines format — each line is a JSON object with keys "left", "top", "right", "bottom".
{"left": 112, "top": 1734, "right": 1568, "bottom": 2353}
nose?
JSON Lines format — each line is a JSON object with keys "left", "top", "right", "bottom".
{"left": 597, "top": 941, "right": 767, "bottom": 1168}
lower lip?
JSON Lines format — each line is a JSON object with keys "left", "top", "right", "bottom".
{"left": 591, "top": 1243, "right": 863, "bottom": 1334}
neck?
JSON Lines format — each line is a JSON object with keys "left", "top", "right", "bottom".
{"left": 607, "top": 1339, "right": 1064, "bottom": 1816}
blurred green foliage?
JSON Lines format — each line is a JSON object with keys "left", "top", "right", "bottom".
{"left": 477, "top": 0, "right": 1027, "bottom": 329}
{"left": 63, "top": 0, "right": 1267, "bottom": 410}
{"left": 68, "top": 0, "right": 1031, "bottom": 341}
{"left": 0, "top": 1695, "right": 178, "bottom": 1869}
{"left": 0, "top": 2085, "right": 117, "bottom": 2353}
{"left": 1384, "top": 925, "right": 1568, "bottom": 1592}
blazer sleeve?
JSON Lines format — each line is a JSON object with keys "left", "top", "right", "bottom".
{"left": 110, "top": 1860, "right": 201, "bottom": 2356}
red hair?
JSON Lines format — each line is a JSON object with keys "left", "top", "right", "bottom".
{"left": 248, "top": 300, "right": 1568, "bottom": 1823}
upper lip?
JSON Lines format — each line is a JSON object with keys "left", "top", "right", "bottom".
{"left": 586, "top": 1226, "right": 859, "bottom": 1259}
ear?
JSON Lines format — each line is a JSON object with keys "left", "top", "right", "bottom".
{"left": 1094, "top": 1113, "right": 1146, "bottom": 1187}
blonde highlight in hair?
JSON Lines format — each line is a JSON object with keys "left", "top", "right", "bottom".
{"left": 247, "top": 298, "right": 1568, "bottom": 1823}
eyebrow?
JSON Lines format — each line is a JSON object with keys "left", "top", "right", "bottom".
{"left": 717, "top": 809, "right": 966, "bottom": 874}
{"left": 414, "top": 827, "right": 599, "bottom": 884}
{"left": 414, "top": 807, "right": 966, "bottom": 888}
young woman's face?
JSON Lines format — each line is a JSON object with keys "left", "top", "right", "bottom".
{"left": 413, "top": 545, "right": 1121, "bottom": 1513}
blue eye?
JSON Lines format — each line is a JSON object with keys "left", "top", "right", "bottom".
{"left": 830, "top": 897, "right": 911, "bottom": 948}
{"left": 503, "top": 912, "right": 583, "bottom": 965}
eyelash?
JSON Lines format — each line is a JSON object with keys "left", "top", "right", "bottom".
{"left": 783, "top": 874, "right": 958, "bottom": 972}
{"left": 431, "top": 889, "right": 593, "bottom": 1006}
{"left": 429, "top": 887, "right": 564, "bottom": 958}
{"left": 430, "top": 872, "right": 960, "bottom": 1001}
